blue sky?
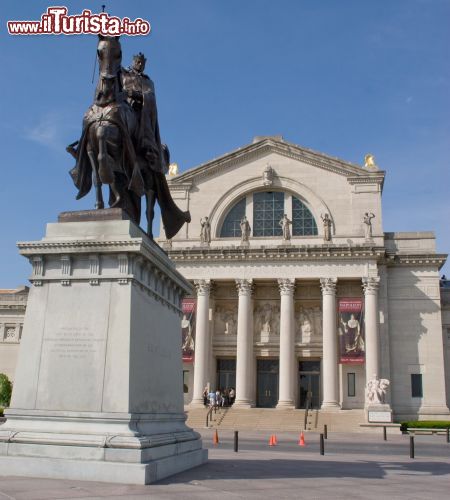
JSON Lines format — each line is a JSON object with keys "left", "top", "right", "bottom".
{"left": 1, "top": 0, "right": 449, "bottom": 287}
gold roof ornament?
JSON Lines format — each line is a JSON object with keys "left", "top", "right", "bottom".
{"left": 364, "top": 154, "right": 378, "bottom": 170}
{"left": 168, "top": 163, "right": 179, "bottom": 176}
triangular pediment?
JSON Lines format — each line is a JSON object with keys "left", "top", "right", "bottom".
{"left": 169, "top": 136, "right": 385, "bottom": 187}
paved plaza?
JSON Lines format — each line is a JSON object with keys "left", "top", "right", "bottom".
{"left": 0, "top": 429, "right": 449, "bottom": 499}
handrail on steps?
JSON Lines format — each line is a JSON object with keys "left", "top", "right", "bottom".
{"left": 303, "top": 396, "right": 311, "bottom": 430}
{"left": 206, "top": 404, "right": 218, "bottom": 427}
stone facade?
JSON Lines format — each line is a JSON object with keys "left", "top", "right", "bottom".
{"left": 0, "top": 287, "right": 28, "bottom": 381}
{"left": 161, "top": 136, "right": 449, "bottom": 421}
{"left": 1, "top": 136, "right": 449, "bottom": 422}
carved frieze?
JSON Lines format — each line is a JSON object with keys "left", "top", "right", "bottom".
{"left": 254, "top": 302, "right": 280, "bottom": 342}
{"left": 61, "top": 255, "right": 71, "bottom": 276}
{"left": 214, "top": 304, "right": 238, "bottom": 336}
{"left": 31, "top": 256, "right": 44, "bottom": 276}
{"left": 295, "top": 304, "right": 322, "bottom": 344}
{"left": 89, "top": 254, "right": 100, "bottom": 276}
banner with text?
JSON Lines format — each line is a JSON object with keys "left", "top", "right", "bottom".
{"left": 181, "top": 298, "right": 196, "bottom": 362}
{"left": 338, "top": 298, "right": 365, "bottom": 364}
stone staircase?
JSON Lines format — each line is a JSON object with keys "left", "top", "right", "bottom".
{"left": 185, "top": 407, "right": 368, "bottom": 433}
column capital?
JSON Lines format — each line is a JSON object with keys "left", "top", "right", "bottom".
{"left": 278, "top": 278, "right": 295, "bottom": 296}
{"left": 194, "top": 279, "right": 212, "bottom": 296}
{"left": 320, "top": 277, "right": 337, "bottom": 295}
{"left": 235, "top": 279, "right": 253, "bottom": 296}
{"left": 362, "top": 276, "right": 380, "bottom": 295}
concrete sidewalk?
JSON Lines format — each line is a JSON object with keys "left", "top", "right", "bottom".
{"left": 0, "top": 430, "right": 449, "bottom": 499}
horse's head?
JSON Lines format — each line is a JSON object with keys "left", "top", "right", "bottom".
{"left": 97, "top": 35, "right": 122, "bottom": 79}
{"left": 95, "top": 36, "right": 122, "bottom": 106}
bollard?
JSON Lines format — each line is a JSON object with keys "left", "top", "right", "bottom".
{"left": 447, "top": 427, "right": 449, "bottom": 444}
{"left": 383, "top": 426, "right": 387, "bottom": 441}
{"left": 410, "top": 436, "right": 414, "bottom": 459}
{"left": 234, "top": 430, "right": 239, "bottom": 452}
{"left": 320, "top": 433, "right": 324, "bottom": 455}
{"left": 324, "top": 424, "right": 328, "bottom": 440}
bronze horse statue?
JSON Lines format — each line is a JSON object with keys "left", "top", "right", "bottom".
{"left": 68, "top": 36, "right": 190, "bottom": 239}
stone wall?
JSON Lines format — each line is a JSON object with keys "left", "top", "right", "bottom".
{"left": 0, "top": 287, "right": 28, "bottom": 381}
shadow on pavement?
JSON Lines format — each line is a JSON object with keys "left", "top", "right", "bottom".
{"left": 155, "top": 458, "right": 450, "bottom": 484}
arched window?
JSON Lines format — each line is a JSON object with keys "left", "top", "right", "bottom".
{"left": 218, "top": 191, "right": 319, "bottom": 239}
{"left": 220, "top": 198, "right": 246, "bottom": 237}
{"left": 253, "top": 191, "right": 284, "bottom": 237}
{"left": 292, "top": 196, "right": 318, "bottom": 236}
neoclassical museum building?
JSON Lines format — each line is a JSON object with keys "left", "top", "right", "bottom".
{"left": 1, "top": 136, "right": 449, "bottom": 422}
{"left": 160, "top": 136, "right": 450, "bottom": 421}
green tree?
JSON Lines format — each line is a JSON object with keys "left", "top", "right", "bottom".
{"left": 0, "top": 373, "right": 12, "bottom": 408}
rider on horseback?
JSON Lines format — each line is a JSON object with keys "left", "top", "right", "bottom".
{"left": 67, "top": 37, "right": 190, "bottom": 241}
{"left": 122, "top": 52, "right": 190, "bottom": 239}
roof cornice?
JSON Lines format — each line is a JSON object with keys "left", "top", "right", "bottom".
{"left": 385, "top": 252, "right": 447, "bottom": 269}
{"left": 169, "top": 138, "right": 385, "bottom": 186}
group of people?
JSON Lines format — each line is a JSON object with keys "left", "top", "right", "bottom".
{"left": 203, "top": 387, "right": 236, "bottom": 408}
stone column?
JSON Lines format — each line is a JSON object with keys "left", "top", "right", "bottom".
{"left": 190, "top": 279, "right": 212, "bottom": 408}
{"left": 320, "top": 278, "right": 340, "bottom": 410}
{"left": 234, "top": 279, "right": 254, "bottom": 408}
{"left": 277, "top": 279, "right": 296, "bottom": 408}
{"left": 362, "top": 277, "right": 381, "bottom": 384}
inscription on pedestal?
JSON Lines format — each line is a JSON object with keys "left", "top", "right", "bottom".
{"left": 35, "top": 283, "right": 110, "bottom": 411}
{"left": 45, "top": 326, "right": 103, "bottom": 360}
{"left": 368, "top": 411, "right": 392, "bottom": 423}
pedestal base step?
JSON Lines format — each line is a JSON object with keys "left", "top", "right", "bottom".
{"left": 0, "top": 448, "right": 208, "bottom": 485}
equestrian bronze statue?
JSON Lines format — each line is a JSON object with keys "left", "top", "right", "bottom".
{"left": 67, "top": 35, "right": 190, "bottom": 239}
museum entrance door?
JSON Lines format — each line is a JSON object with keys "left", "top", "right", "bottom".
{"left": 257, "top": 359, "right": 279, "bottom": 408}
{"left": 299, "top": 360, "right": 321, "bottom": 409}
{"left": 216, "top": 358, "right": 236, "bottom": 391}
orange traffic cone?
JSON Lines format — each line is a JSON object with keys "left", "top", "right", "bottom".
{"left": 273, "top": 434, "right": 278, "bottom": 445}
{"left": 213, "top": 429, "right": 219, "bottom": 446}
{"left": 298, "top": 431, "right": 305, "bottom": 446}
{"left": 269, "top": 435, "right": 275, "bottom": 446}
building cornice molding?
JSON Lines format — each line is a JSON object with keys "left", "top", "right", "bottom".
{"left": 167, "top": 246, "right": 447, "bottom": 269}
{"left": 165, "top": 182, "right": 193, "bottom": 193}
{"left": 168, "top": 245, "right": 386, "bottom": 263}
{"left": 385, "top": 252, "right": 447, "bottom": 269}
{"left": 347, "top": 175, "right": 385, "bottom": 188}
{"left": 0, "top": 305, "right": 26, "bottom": 311}
{"left": 17, "top": 238, "right": 192, "bottom": 296}
{"left": 168, "top": 138, "right": 385, "bottom": 187}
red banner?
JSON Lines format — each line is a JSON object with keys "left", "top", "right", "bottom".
{"left": 181, "top": 298, "right": 196, "bottom": 362}
{"left": 338, "top": 298, "right": 365, "bottom": 364}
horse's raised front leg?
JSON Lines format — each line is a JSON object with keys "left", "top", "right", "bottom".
{"left": 145, "top": 189, "right": 157, "bottom": 239}
{"left": 87, "top": 148, "right": 104, "bottom": 210}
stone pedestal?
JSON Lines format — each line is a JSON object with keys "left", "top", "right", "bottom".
{"left": 0, "top": 210, "right": 207, "bottom": 484}
{"left": 366, "top": 404, "right": 393, "bottom": 423}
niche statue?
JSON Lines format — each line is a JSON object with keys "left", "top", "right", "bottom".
{"left": 67, "top": 36, "right": 190, "bottom": 239}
